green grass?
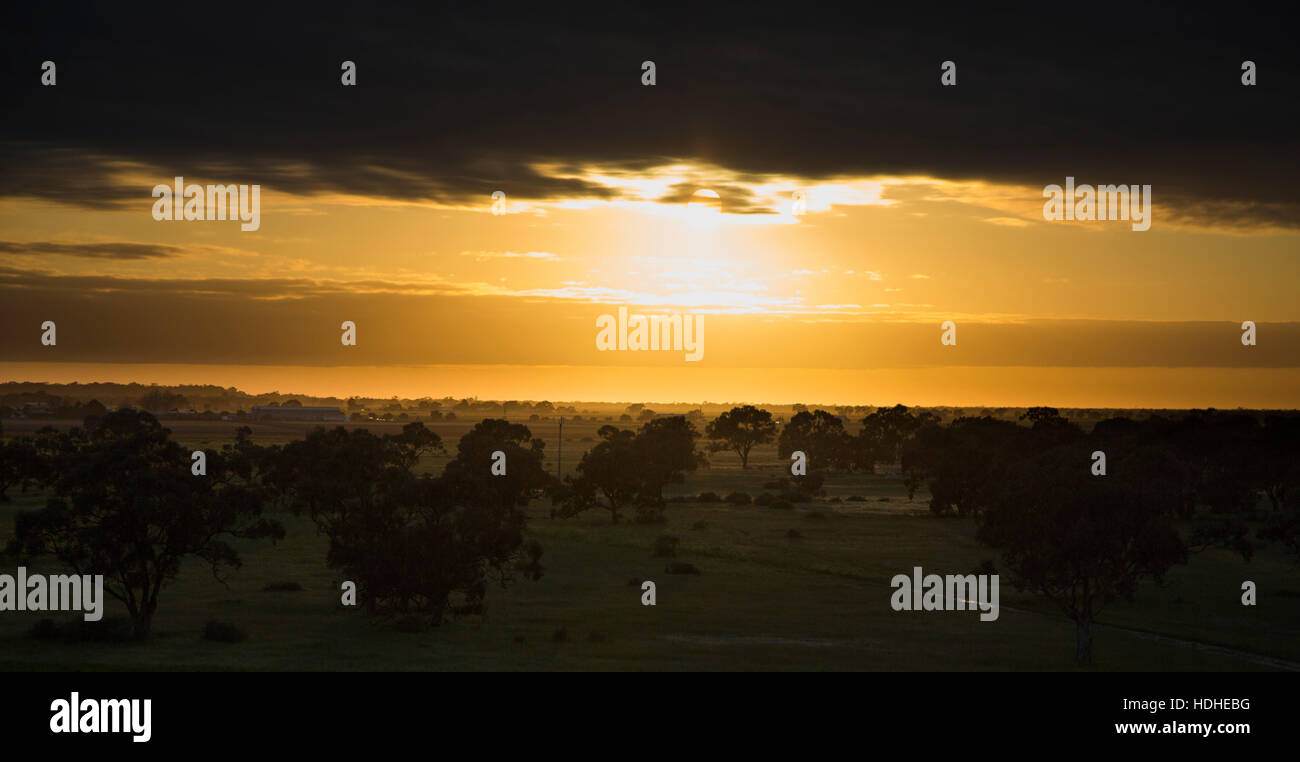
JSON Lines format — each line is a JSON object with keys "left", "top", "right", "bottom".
{"left": 1, "top": 418, "right": 1297, "bottom": 671}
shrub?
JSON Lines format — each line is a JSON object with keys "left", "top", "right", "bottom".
{"left": 805, "top": 511, "right": 826, "bottom": 520}
{"left": 847, "top": 495, "right": 866, "bottom": 502}
{"left": 653, "top": 534, "right": 680, "bottom": 557}
{"left": 697, "top": 491, "right": 721, "bottom": 503}
{"left": 786, "top": 529, "right": 803, "bottom": 539}
{"left": 691, "top": 520, "right": 709, "bottom": 530}
{"left": 770, "top": 500, "right": 793, "bottom": 510}
{"left": 664, "top": 562, "right": 701, "bottom": 575}
{"left": 725, "top": 491, "right": 751, "bottom": 505}
{"left": 755, "top": 493, "right": 775, "bottom": 506}
{"left": 763, "top": 479, "right": 786, "bottom": 490}
{"left": 879, "top": 496, "right": 892, "bottom": 502}
{"left": 203, "top": 620, "right": 248, "bottom": 643}
{"left": 827, "top": 496, "right": 842, "bottom": 504}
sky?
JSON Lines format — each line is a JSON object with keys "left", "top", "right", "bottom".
{"left": 1, "top": 4, "right": 1297, "bottom": 407}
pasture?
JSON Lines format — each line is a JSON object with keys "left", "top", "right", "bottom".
{"left": 1, "top": 418, "right": 1297, "bottom": 671}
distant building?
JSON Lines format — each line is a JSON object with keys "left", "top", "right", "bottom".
{"left": 250, "top": 405, "right": 347, "bottom": 422}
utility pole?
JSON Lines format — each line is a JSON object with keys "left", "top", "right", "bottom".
{"left": 557, "top": 416, "right": 563, "bottom": 478}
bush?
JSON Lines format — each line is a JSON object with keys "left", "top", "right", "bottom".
{"left": 847, "top": 495, "right": 866, "bottom": 502}
{"left": 664, "top": 562, "right": 700, "bottom": 575}
{"left": 261, "top": 581, "right": 303, "bottom": 592}
{"left": 653, "top": 534, "right": 680, "bottom": 557}
{"left": 203, "top": 620, "right": 248, "bottom": 643}
{"left": 827, "top": 496, "right": 842, "bottom": 503}
{"left": 770, "top": 500, "right": 793, "bottom": 510}
{"left": 691, "top": 520, "right": 709, "bottom": 530}
{"left": 763, "top": 479, "right": 786, "bottom": 490}
{"left": 805, "top": 511, "right": 826, "bottom": 520}
{"left": 725, "top": 491, "right": 751, "bottom": 505}
{"left": 697, "top": 491, "right": 721, "bottom": 503}
{"left": 879, "top": 496, "right": 892, "bottom": 502}
{"left": 755, "top": 493, "right": 775, "bottom": 506}
{"left": 786, "top": 529, "right": 803, "bottom": 539}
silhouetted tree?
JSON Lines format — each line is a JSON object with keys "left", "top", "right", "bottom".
{"left": 978, "top": 447, "right": 1186, "bottom": 665}
{"left": 902, "top": 416, "right": 1026, "bottom": 518}
{"left": 554, "top": 417, "right": 703, "bottom": 523}
{"left": 553, "top": 425, "right": 639, "bottom": 522}
{"left": 6, "top": 410, "right": 284, "bottom": 638}
{"left": 705, "top": 405, "right": 776, "bottom": 469}
{"left": 778, "top": 410, "right": 852, "bottom": 473}
{"left": 859, "top": 404, "right": 936, "bottom": 466}
{"left": 271, "top": 420, "right": 546, "bottom": 625}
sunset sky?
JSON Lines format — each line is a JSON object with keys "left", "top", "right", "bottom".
{"left": 2, "top": 6, "right": 1297, "bottom": 407}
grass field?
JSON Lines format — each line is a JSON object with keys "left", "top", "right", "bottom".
{"left": 2, "top": 418, "right": 1298, "bottom": 671}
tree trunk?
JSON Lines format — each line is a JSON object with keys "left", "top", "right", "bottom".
{"left": 1075, "top": 617, "right": 1093, "bottom": 666}
{"left": 132, "top": 609, "right": 153, "bottom": 640}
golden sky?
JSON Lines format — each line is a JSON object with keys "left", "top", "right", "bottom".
{"left": 2, "top": 165, "right": 1298, "bottom": 407}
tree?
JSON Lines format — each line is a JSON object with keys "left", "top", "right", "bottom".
{"left": 859, "top": 404, "right": 935, "bottom": 466}
{"left": 271, "top": 420, "right": 547, "bottom": 625}
{"left": 978, "top": 447, "right": 1186, "bottom": 665}
{"left": 553, "top": 417, "right": 703, "bottom": 523}
{"left": 6, "top": 410, "right": 284, "bottom": 638}
{"left": 0, "top": 422, "right": 46, "bottom": 502}
{"left": 632, "top": 416, "right": 704, "bottom": 509}
{"left": 705, "top": 405, "right": 776, "bottom": 469}
{"left": 777, "top": 409, "right": 851, "bottom": 473}
{"left": 902, "top": 416, "right": 1030, "bottom": 518}
{"left": 553, "top": 425, "right": 640, "bottom": 522}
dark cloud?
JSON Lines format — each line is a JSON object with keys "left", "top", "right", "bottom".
{"left": 1, "top": 4, "right": 1297, "bottom": 227}
{"left": 0, "top": 240, "right": 187, "bottom": 260}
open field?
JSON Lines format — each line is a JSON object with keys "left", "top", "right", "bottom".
{"left": 2, "top": 418, "right": 1298, "bottom": 671}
